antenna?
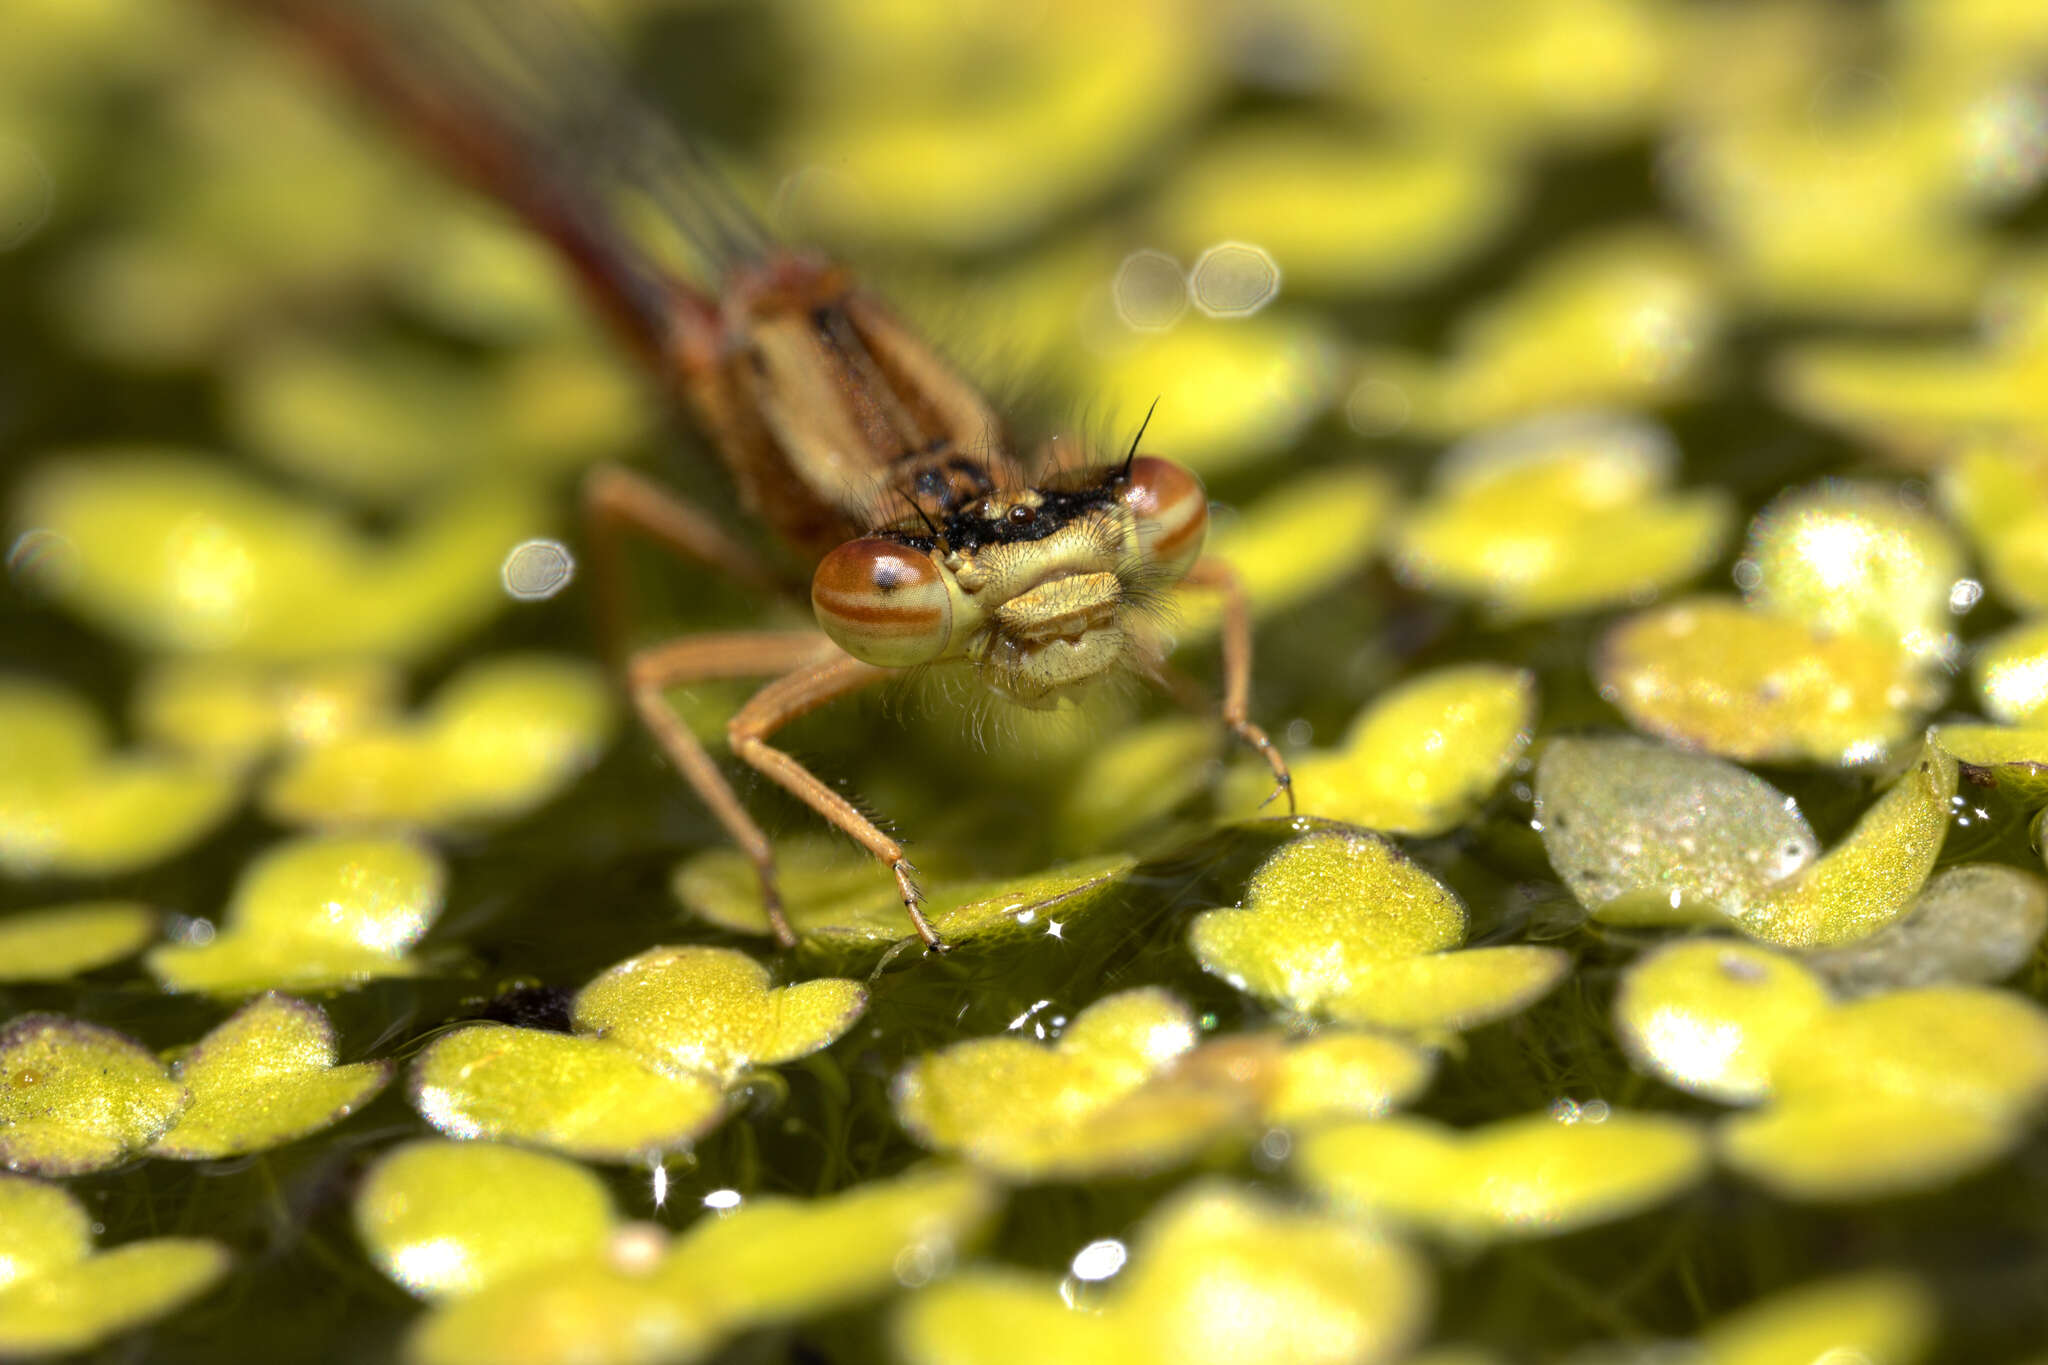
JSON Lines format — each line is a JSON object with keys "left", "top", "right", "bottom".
{"left": 1121, "top": 396, "right": 1160, "bottom": 478}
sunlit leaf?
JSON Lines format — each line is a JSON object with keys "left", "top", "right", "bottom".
{"left": 1295, "top": 1110, "right": 1709, "bottom": 1242}
{"left": 1802, "top": 863, "right": 2048, "bottom": 997}
{"left": 1535, "top": 736, "right": 1818, "bottom": 925}
{"left": 1613, "top": 939, "right": 1833, "bottom": 1103}
{"left": 0, "top": 901, "right": 157, "bottom": 982}
{"left": 0, "top": 1015, "right": 187, "bottom": 1175}
{"left": 150, "top": 993, "right": 391, "bottom": 1160}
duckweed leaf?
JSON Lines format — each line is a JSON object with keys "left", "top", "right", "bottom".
{"left": 895, "top": 1182, "right": 1432, "bottom": 1365}
{"left": 1084, "top": 314, "right": 1341, "bottom": 476}
{"left": 1055, "top": 717, "right": 1217, "bottom": 851}
{"left": 571, "top": 945, "right": 866, "bottom": 1085}
{"left": 1261, "top": 1032, "right": 1438, "bottom": 1128}
{"left": 1741, "top": 482, "right": 1966, "bottom": 663}
{"left": 400, "top": 1165, "right": 999, "bottom": 1365}
{"left": 0, "top": 1015, "right": 187, "bottom": 1175}
{"left": 1233, "top": 665, "right": 1534, "bottom": 836}
{"left": 1183, "top": 467, "right": 1398, "bottom": 636}
{"left": 0, "top": 1177, "right": 228, "bottom": 1356}
{"left": 1598, "top": 597, "right": 1939, "bottom": 765}
{"left": 1352, "top": 229, "right": 1722, "bottom": 436}
{"left": 411, "top": 1024, "right": 727, "bottom": 1164}
{"left": 148, "top": 833, "right": 446, "bottom": 994}
{"left": 661, "top": 1165, "right": 999, "bottom": 1327}
{"left": 1733, "top": 742, "right": 1958, "bottom": 948}
{"left": 1975, "top": 618, "right": 2048, "bottom": 725}
{"left": 0, "top": 677, "right": 241, "bottom": 878}
{"left": 1613, "top": 940, "right": 1834, "bottom": 1103}
{"left": 1297, "top": 1110, "right": 1709, "bottom": 1242}
{"left": 1717, "top": 987, "right": 2048, "bottom": 1200}
{"left": 1153, "top": 120, "right": 1518, "bottom": 292}
{"left": 355, "top": 1141, "right": 619, "bottom": 1299}
{"left": 675, "top": 841, "right": 1132, "bottom": 947}
{"left": 12, "top": 451, "right": 545, "bottom": 661}
{"left": 1700, "top": 1271, "right": 1934, "bottom": 1365}
{"left": 1933, "top": 723, "right": 2048, "bottom": 800}
{"left": 1394, "top": 414, "right": 1732, "bottom": 619}
{"left": 1535, "top": 737, "right": 1818, "bottom": 925}
{"left": 1802, "top": 864, "right": 2048, "bottom": 996}
{"left": 1189, "top": 830, "right": 1568, "bottom": 1033}
{"left": 893, "top": 988, "right": 1256, "bottom": 1181}
{"left": 409, "top": 1256, "right": 713, "bottom": 1365}
{"left": 150, "top": 993, "right": 391, "bottom": 1160}
{"left": 0, "top": 901, "right": 157, "bottom": 981}
{"left": 1718, "top": 1095, "right": 2024, "bottom": 1202}
{"left": 135, "top": 657, "right": 399, "bottom": 768}
{"left": 261, "top": 655, "right": 613, "bottom": 828}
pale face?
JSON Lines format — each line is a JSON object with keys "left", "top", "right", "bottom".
{"left": 810, "top": 457, "right": 1210, "bottom": 704}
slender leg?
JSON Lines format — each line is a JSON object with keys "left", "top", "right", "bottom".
{"left": 627, "top": 631, "right": 944, "bottom": 949}
{"left": 581, "top": 463, "right": 794, "bottom": 667}
{"left": 1176, "top": 556, "right": 1295, "bottom": 813}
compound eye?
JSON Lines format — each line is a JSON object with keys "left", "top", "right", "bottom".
{"left": 811, "top": 539, "right": 954, "bottom": 668}
{"left": 1120, "top": 456, "right": 1208, "bottom": 580}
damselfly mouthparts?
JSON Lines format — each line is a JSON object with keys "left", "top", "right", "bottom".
{"left": 226, "top": 0, "right": 1293, "bottom": 949}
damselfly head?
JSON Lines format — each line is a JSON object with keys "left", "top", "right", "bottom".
{"left": 811, "top": 456, "right": 1210, "bottom": 704}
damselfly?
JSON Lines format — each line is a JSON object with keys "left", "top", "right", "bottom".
{"left": 225, "top": 0, "right": 1292, "bottom": 949}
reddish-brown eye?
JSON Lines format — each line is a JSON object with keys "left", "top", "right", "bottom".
{"left": 811, "top": 539, "right": 954, "bottom": 668}
{"left": 1120, "top": 456, "right": 1208, "bottom": 580}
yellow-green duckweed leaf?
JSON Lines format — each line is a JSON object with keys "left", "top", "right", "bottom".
{"left": 261, "top": 656, "right": 613, "bottom": 829}
{"left": 148, "top": 833, "right": 445, "bottom": 994}
{"left": 1597, "top": 597, "right": 1940, "bottom": 765}
{"left": 227, "top": 334, "right": 644, "bottom": 503}
{"left": 401, "top": 1165, "right": 997, "bottom": 1365}
{"left": 1717, "top": 987, "right": 2048, "bottom": 1200}
{"left": 1934, "top": 723, "right": 2048, "bottom": 799}
{"left": 1975, "top": 618, "right": 2048, "bottom": 725}
{"left": 135, "top": 657, "right": 400, "bottom": 768}
{"left": 0, "top": 1015, "right": 187, "bottom": 1175}
{"left": 0, "top": 901, "right": 157, "bottom": 981}
{"left": 1670, "top": 101, "right": 1992, "bottom": 321}
{"left": 11, "top": 450, "right": 545, "bottom": 661}
{"left": 1296, "top": 1110, "right": 1709, "bottom": 1242}
{"left": 150, "top": 993, "right": 391, "bottom": 1160}
{"left": 895, "top": 1182, "right": 1432, "bottom": 1365}
{"left": 1262, "top": 1032, "right": 1438, "bottom": 1128}
{"left": 1236, "top": 665, "right": 1534, "bottom": 836}
{"left": 1733, "top": 743, "right": 1958, "bottom": 948}
{"left": 356, "top": 1141, "right": 619, "bottom": 1299}
{"left": 1802, "top": 864, "right": 2048, "bottom": 996}
{"left": 1741, "top": 482, "right": 1967, "bottom": 663}
{"left": 675, "top": 839, "right": 1132, "bottom": 947}
{"left": 1719, "top": 1094, "right": 2024, "bottom": 1201}
{"left": 1700, "top": 1271, "right": 1934, "bottom": 1365}
{"left": 1081, "top": 314, "right": 1341, "bottom": 477}
{"left": 1054, "top": 717, "right": 1217, "bottom": 852}
{"left": 1393, "top": 415, "right": 1732, "bottom": 619}
{"left": 661, "top": 1165, "right": 999, "bottom": 1327}
{"left": 1777, "top": 300, "right": 2048, "bottom": 460}
{"left": 775, "top": 0, "right": 1211, "bottom": 251}
{"left": 893, "top": 988, "right": 1255, "bottom": 1181}
{"left": 1355, "top": 229, "right": 1722, "bottom": 437}
{"left": 1189, "top": 830, "right": 1569, "bottom": 1033}
{"left": 1940, "top": 443, "right": 2048, "bottom": 612}
{"left": 1536, "top": 737, "right": 1819, "bottom": 925}
{"left": 1180, "top": 467, "right": 1397, "bottom": 639}
{"left": 1613, "top": 940, "right": 1834, "bottom": 1104}
{"left": 571, "top": 946, "right": 864, "bottom": 1085}
{"left": 0, "top": 677, "right": 241, "bottom": 878}
{"left": 410, "top": 1025, "right": 727, "bottom": 1164}
{"left": 0, "top": 1177, "right": 228, "bottom": 1356}
{"left": 1152, "top": 121, "right": 1518, "bottom": 294}
{"left": 409, "top": 1254, "right": 713, "bottom": 1365}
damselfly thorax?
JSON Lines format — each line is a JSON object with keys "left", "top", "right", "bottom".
{"left": 227, "top": 0, "right": 1291, "bottom": 949}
